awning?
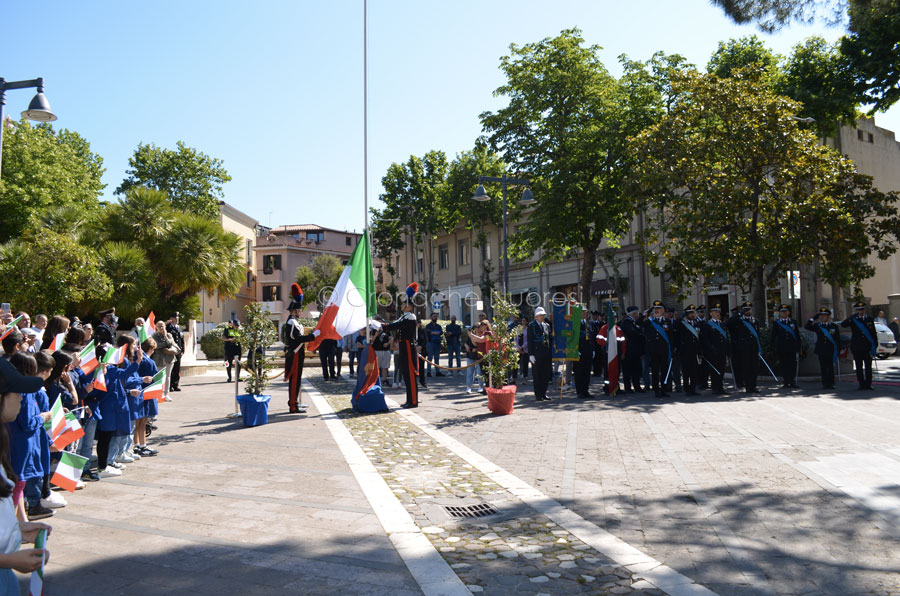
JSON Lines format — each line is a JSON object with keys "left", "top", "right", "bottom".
{"left": 591, "top": 279, "right": 616, "bottom": 296}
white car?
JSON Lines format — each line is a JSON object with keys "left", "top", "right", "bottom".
{"left": 875, "top": 322, "right": 897, "bottom": 359}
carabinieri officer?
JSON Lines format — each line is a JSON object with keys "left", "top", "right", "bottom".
{"left": 841, "top": 301, "right": 877, "bottom": 390}
{"left": 384, "top": 283, "right": 420, "bottom": 408}
{"left": 771, "top": 304, "right": 801, "bottom": 389}
{"left": 642, "top": 300, "right": 673, "bottom": 398}
{"left": 805, "top": 307, "right": 841, "bottom": 390}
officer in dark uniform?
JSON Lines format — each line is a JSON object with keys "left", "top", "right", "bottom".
{"left": 283, "top": 288, "right": 318, "bottom": 413}
{"left": 642, "top": 300, "right": 674, "bottom": 397}
{"left": 223, "top": 320, "right": 242, "bottom": 383}
{"left": 619, "top": 306, "right": 644, "bottom": 393}
{"left": 166, "top": 313, "right": 185, "bottom": 391}
{"left": 384, "top": 284, "right": 420, "bottom": 408}
{"left": 805, "top": 307, "right": 840, "bottom": 389}
{"left": 665, "top": 307, "right": 683, "bottom": 392}
{"left": 527, "top": 306, "right": 553, "bottom": 401}
{"left": 675, "top": 305, "right": 702, "bottom": 395}
{"left": 695, "top": 305, "right": 710, "bottom": 389}
{"left": 771, "top": 304, "right": 801, "bottom": 389}
{"left": 95, "top": 308, "right": 118, "bottom": 347}
{"left": 574, "top": 312, "right": 594, "bottom": 399}
{"left": 727, "top": 302, "right": 761, "bottom": 393}
{"left": 841, "top": 302, "right": 877, "bottom": 390}
{"left": 728, "top": 307, "right": 743, "bottom": 388}
{"left": 700, "top": 303, "right": 729, "bottom": 395}
{"left": 590, "top": 311, "right": 604, "bottom": 377}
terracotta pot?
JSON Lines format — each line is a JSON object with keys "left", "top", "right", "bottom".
{"left": 485, "top": 384, "right": 516, "bottom": 415}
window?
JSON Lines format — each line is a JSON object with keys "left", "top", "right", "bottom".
{"left": 263, "top": 254, "right": 282, "bottom": 272}
{"left": 246, "top": 271, "right": 252, "bottom": 289}
{"left": 438, "top": 244, "right": 449, "bottom": 270}
{"left": 458, "top": 240, "right": 470, "bottom": 266}
{"left": 857, "top": 129, "right": 874, "bottom": 143}
{"left": 482, "top": 241, "right": 491, "bottom": 261}
{"left": 306, "top": 231, "right": 324, "bottom": 243}
{"left": 262, "top": 284, "right": 282, "bottom": 301}
{"left": 245, "top": 240, "right": 252, "bottom": 265}
{"left": 345, "top": 236, "right": 352, "bottom": 246}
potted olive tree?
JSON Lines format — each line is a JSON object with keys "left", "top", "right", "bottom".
{"left": 236, "top": 302, "right": 278, "bottom": 426}
{"left": 480, "top": 293, "right": 520, "bottom": 415}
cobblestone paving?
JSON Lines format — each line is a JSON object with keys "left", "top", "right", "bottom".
{"left": 317, "top": 380, "right": 667, "bottom": 596}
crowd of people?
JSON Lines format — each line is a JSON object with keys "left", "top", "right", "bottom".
{"left": 0, "top": 307, "right": 186, "bottom": 527}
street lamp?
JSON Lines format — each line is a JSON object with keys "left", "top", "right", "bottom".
{"left": 470, "top": 174, "right": 535, "bottom": 294}
{"left": 0, "top": 77, "right": 57, "bottom": 179}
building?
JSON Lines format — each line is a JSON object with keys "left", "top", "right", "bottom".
{"left": 392, "top": 118, "right": 900, "bottom": 324}
{"left": 254, "top": 224, "right": 366, "bottom": 326}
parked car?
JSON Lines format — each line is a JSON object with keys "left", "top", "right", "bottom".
{"left": 875, "top": 322, "right": 897, "bottom": 359}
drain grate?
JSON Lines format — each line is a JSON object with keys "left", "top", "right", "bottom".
{"left": 443, "top": 502, "right": 499, "bottom": 519}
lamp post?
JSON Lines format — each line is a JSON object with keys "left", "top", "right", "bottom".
{"left": 471, "top": 174, "right": 535, "bottom": 295}
{"left": 0, "top": 77, "right": 57, "bottom": 180}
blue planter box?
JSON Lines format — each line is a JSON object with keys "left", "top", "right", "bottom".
{"left": 236, "top": 394, "right": 271, "bottom": 427}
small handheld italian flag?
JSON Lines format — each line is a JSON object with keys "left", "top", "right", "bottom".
{"left": 50, "top": 451, "right": 88, "bottom": 493}
{"left": 79, "top": 340, "right": 99, "bottom": 375}
{"left": 29, "top": 527, "right": 48, "bottom": 596}
{"left": 48, "top": 397, "right": 66, "bottom": 439}
{"left": 47, "top": 332, "right": 66, "bottom": 352}
{"left": 52, "top": 413, "right": 85, "bottom": 450}
{"left": 101, "top": 345, "right": 125, "bottom": 365}
{"left": 89, "top": 366, "right": 107, "bottom": 392}
{"left": 138, "top": 311, "right": 155, "bottom": 343}
{"left": 0, "top": 314, "right": 23, "bottom": 340}
{"left": 143, "top": 369, "right": 166, "bottom": 401}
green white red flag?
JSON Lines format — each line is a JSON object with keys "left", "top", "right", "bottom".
{"left": 138, "top": 312, "right": 155, "bottom": 343}
{"left": 0, "top": 314, "right": 23, "bottom": 340}
{"left": 29, "top": 527, "right": 48, "bottom": 596}
{"left": 50, "top": 451, "right": 88, "bottom": 492}
{"left": 606, "top": 301, "right": 619, "bottom": 396}
{"left": 79, "top": 340, "right": 98, "bottom": 374}
{"left": 47, "top": 332, "right": 66, "bottom": 352}
{"left": 50, "top": 412, "right": 85, "bottom": 450}
{"left": 101, "top": 345, "right": 125, "bottom": 365}
{"left": 48, "top": 397, "right": 66, "bottom": 439}
{"left": 89, "top": 367, "right": 107, "bottom": 392}
{"left": 306, "top": 230, "right": 376, "bottom": 352}
{"left": 143, "top": 369, "right": 166, "bottom": 401}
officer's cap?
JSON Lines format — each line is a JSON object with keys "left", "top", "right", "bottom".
{"left": 684, "top": 304, "right": 696, "bottom": 313}
{"left": 854, "top": 302, "right": 866, "bottom": 310}
{"left": 626, "top": 306, "right": 639, "bottom": 314}
{"left": 778, "top": 304, "right": 790, "bottom": 312}
{"left": 696, "top": 305, "right": 706, "bottom": 311}
{"left": 819, "top": 306, "right": 832, "bottom": 315}
{"left": 98, "top": 308, "right": 116, "bottom": 317}
{"left": 709, "top": 303, "right": 722, "bottom": 312}
{"left": 741, "top": 302, "right": 752, "bottom": 311}
{"left": 652, "top": 300, "right": 664, "bottom": 309}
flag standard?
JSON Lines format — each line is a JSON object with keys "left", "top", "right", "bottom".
{"left": 606, "top": 301, "right": 619, "bottom": 396}
{"left": 143, "top": 369, "right": 166, "bottom": 401}
{"left": 306, "top": 230, "right": 376, "bottom": 351}
{"left": 50, "top": 452, "right": 89, "bottom": 492}
{"left": 79, "top": 340, "right": 99, "bottom": 374}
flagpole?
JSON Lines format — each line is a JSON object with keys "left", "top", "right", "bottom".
{"left": 363, "top": 0, "right": 371, "bottom": 350}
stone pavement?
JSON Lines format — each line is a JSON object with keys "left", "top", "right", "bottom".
{"left": 22, "top": 369, "right": 420, "bottom": 595}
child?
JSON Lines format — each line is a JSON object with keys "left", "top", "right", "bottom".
{"left": 63, "top": 345, "right": 101, "bottom": 482}
{"left": 108, "top": 337, "right": 148, "bottom": 468}
{"left": 93, "top": 340, "right": 142, "bottom": 478}
{"left": 5, "top": 354, "right": 54, "bottom": 521}
{"left": 0, "top": 357, "right": 53, "bottom": 590}
{"left": 33, "top": 352, "right": 68, "bottom": 511}
{"left": 134, "top": 339, "right": 159, "bottom": 457}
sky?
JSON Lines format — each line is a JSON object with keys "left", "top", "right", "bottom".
{"left": 2, "top": 0, "right": 897, "bottom": 233}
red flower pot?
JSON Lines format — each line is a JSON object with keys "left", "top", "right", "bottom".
{"left": 486, "top": 385, "right": 516, "bottom": 415}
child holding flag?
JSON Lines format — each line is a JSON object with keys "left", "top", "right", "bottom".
{"left": 33, "top": 352, "right": 69, "bottom": 512}
{"left": 108, "top": 337, "right": 150, "bottom": 467}
{"left": 93, "top": 338, "right": 145, "bottom": 477}
{"left": 134, "top": 338, "right": 160, "bottom": 457}
{"left": 0, "top": 357, "right": 53, "bottom": 590}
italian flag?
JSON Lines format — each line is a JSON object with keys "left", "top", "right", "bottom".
{"left": 50, "top": 451, "right": 88, "bottom": 492}
{"left": 143, "top": 369, "right": 166, "bottom": 401}
{"left": 47, "top": 332, "right": 66, "bottom": 352}
{"left": 101, "top": 345, "right": 125, "bottom": 365}
{"left": 29, "top": 527, "right": 48, "bottom": 596}
{"left": 89, "top": 367, "right": 107, "bottom": 392}
{"left": 0, "top": 314, "right": 23, "bottom": 340}
{"left": 79, "top": 340, "right": 99, "bottom": 374}
{"left": 606, "top": 302, "right": 619, "bottom": 396}
{"left": 52, "top": 413, "right": 85, "bottom": 450}
{"left": 48, "top": 397, "right": 66, "bottom": 441}
{"left": 306, "top": 231, "right": 376, "bottom": 351}
{"left": 138, "top": 312, "right": 155, "bottom": 343}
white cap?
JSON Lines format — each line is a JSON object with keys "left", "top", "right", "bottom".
{"left": 534, "top": 307, "right": 546, "bottom": 316}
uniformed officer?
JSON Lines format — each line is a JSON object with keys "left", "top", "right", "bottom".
{"left": 695, "top": 305, "right": 710, "bottom": 389}
{"left": 699, "top": 303, "right": 729, "bottom": 395}
{"left": 727, "top": 302, "right": 761, "bottom": 393}
{"left": 805, "top": 307, "right": 841, "bottom": 389}
{"left": 665, "top": 307, "right": 683, "bottom": 392}
{"left": 283, "top": 284, "right": 319, "bottom": 413}
{"left": 642, "top": 300, "right": 674, "bottom": 397}
{"left": 527, "top": 307, "right": 553, "bottom": 401}
{"left": 771, "top": 304, "right": 801, "bottom": 389}
{"left": 384, "top": 283, "right": 420, "bottom": 408}
{"left": 841, "top": 301, "right": 877, "bottom": 390}
{"left": 620, "top": 306, "right": 645, "bottom": 393}
{"left": 675, "top": 305, "right": 702, "bottom": 396}
{"left": 95, "top": 308, "right": 118, "bottom": 347}
{"left": 574, "top": 311, "right": 594, "bottom": 399}
{"left": 590, "top": 311, "right": 605, "bottom": 378}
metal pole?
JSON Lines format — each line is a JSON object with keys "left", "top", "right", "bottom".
{"left": 0, "top": 85, "right": 6, "bottom": 181}
{"left": 502, "top": 175, "right": 509, "bottom": 295}
{"left": 363, "top": 0, "right": 368, "bottom": 236}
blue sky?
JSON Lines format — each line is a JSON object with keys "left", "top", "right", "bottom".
{"left": 2, "top": 0, "right": 897, "bottom": 233}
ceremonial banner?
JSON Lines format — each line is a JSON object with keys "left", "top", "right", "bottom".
{"left": 606, "top": 301, "right": 619, "bottom": 396}
{"left": 552, "top": 302, "right": 582, "bottom": 362}
{"left": 352, "top": 345, "right": 387, "bottom": 413}
{"left": 306, "top": 231, "right": 376, "bottom": 351}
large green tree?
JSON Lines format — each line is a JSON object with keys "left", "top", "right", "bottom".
{"left": 115, "top": 141, "right": 231, "bottom": 218}
{"left": 630, "top": 69, "right": 900, "bottom": 320}
{"left": 480, "top": 29, "right": 664, "bottom": 305}
{"left": 295, "top": 254, "right": 344, "bottom": 310}
{"left": 0, "top": 120, "right": 105, "bottom": 243}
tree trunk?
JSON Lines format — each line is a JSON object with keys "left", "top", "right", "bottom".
{"left": 580, "top": 246, "right": 597, "bottom": 307}
{"left": 752, "top": 267, "right": 766, "bottom": 322}
{"left": 831, "top": 282, "right": 844, "bottom": 321}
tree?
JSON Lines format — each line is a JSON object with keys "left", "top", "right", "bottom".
{"left": 295, "top": 254, "right": 344, "bottom": 310}
{"left": 629, "top": 69, "right": 900, "bottom": 320}
{"left": 0, "top": 230, "right": 111, "bottom": 315}
{"left": 480, "top": 29, "right": 664, "bottom": 305}
{"left": 712, "top": 0, "right": 899, "bottom": 111}
{"left": 115, "top": 141, "right": 231, "bottom": 218}
{"left": 708, "top": 35, "right": 782, "bottom": 83}
{"left": 240, "top": 302, "right": 278, "bottom": 396}
{"left": 0, "top": 120, "right": 105, "bottom": 243}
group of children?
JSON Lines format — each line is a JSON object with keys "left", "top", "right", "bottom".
{"left": 0, "top": 313, "right": 165, "bottom": 524}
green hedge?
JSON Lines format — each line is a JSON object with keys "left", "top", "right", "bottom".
{"left": 199, "top": 324, "right": 228, "bottom": 360}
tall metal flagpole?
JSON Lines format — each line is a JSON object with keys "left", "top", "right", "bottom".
{"left": 363, "top": 0, "right": 368, "bottom": 235}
